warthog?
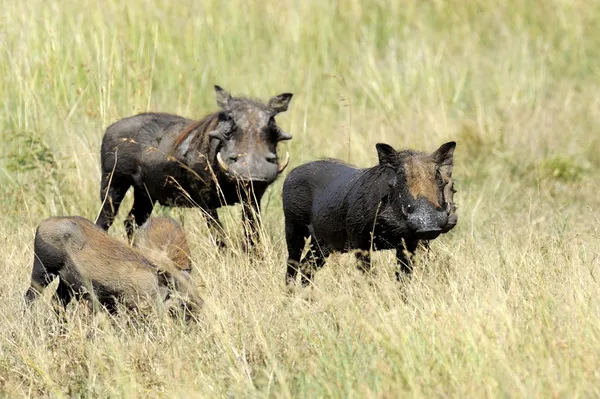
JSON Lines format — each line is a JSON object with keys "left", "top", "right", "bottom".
{"left": 283, "top": 141, "right": 457, "bottom": 286}
{"left": 97, "top": 85, "right": 293, "bottom": 247}
{"left": 24, "top": 216, "right": 203, "bottom": 315}
{"left": 133, "top": 216, "right": 192, "bottom": 274}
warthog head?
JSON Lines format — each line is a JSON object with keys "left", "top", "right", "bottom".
{"left": 378, "top": 141, "right": 456, "bottom": 240}
{"left": 209, "top": 85, "right": 293, "bottom": 183}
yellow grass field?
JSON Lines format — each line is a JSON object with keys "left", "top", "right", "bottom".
{"left": 1, "top": 0, "right": 600, "bottom": 397}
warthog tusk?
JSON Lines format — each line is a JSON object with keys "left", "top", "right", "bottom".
{"left": 216, "top": 152, "right": 229, "bottom": 172}
{"left": 278, "top": 152, "right": 290, "bottom": 173}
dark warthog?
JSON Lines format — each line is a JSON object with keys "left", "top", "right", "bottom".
{"left": 283, "top": 141, "right": 457, "bottom": 286}
{"left": 97, "top": 85, "right": 293, "bottom": 246}
{"left": 133, "top": 217, "right": 192, "bottom": 274}
{"left": 24, "top": 216, "right": 203, "bottom": 315}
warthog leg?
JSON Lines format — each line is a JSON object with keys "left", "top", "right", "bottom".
{"left": 97, "top": 177, "right": 130, "bottom": 231}
{"left": 354, "top": 250, "right": 373, "bottom": 274}
{"left": 124, "top": 185, "right": 155, "bottom": 240}
{"left": 395, "top": 238, "right": 420, "bottom": 280}
{"left": 205, "top": 208, "right": 227, "bottom": 248}
{"left": 300, "top": 244, "right": 328, "bottom": 287}
{"left": 241, "top": 192, "right": 264, "bottom": 250}
{"left": 285, "top": 223, "right": 308, "bottom": 287}
{"left": 52, "top": 279, "right": 75, "bottom": 311}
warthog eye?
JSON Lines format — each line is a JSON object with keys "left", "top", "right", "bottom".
{"left": 435, "top": 168, "right": 444, "bottom": 187}
{"left": 218, "top": 113, "right": 235, "bottom": 136}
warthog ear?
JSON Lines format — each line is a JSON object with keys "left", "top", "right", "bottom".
{"left": 215, "top": 85, "right": 232, "bottom": 110}
{"left": 432, "top": 141, "right": 456, "bottom": 175}
{"left": 376, "top": 143, "right": 399, "bottom": 167}
{"left": 268, "top": 93, "right": 293, "bottom": 114}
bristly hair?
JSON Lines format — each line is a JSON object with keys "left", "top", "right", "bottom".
{"left": 226, "top": 95, "right": 272, "bottom": 112}
{"left": 319, "top": 158, "right": 354, "bottom": 166}
{"left": 174, "top": 112, "right": 221, "bottom": 149}
{"left": 396, "top": 149, "right": 421, "bottom": 158}
{"left": 316, "top": 148, "right": 422, "bottom": 170}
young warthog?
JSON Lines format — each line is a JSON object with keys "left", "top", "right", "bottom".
{"left": 283, "top": 141, "right": 457, "bottom": 286}
{"left": 97, "top": 85, "right": 293, "bottom": 247}
{"left": 133, "top": 217, "right": 192, "bottom": 274}
{"left": 24, "top": 216, "right": 203, "bottom": 315}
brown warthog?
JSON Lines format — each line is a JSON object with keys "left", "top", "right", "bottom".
{"left": 24, "top": 216, "right": 203, "bottom": 315}
{"left": 133, "top": 217, "right": 192, "bottom": 274}
{"left": 96, "top": 85, "right": 293, "bottom": 247}
{"left": 283, "top": 141, "right": 457, "bottom": 286}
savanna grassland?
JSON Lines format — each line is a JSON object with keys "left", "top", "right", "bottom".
{"left": 1, "top": 0, "right": 600, "bottom": 397}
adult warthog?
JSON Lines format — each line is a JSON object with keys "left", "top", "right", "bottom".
{"left": 97, "top": 85, "right": 293, "bottom": 247}
{"left": 283, "top": 141, "right": 457, "bottom": 287}
{"left": 24, "top": 216, "right": 202, "bottom": 315}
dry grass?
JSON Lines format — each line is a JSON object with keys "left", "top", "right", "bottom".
{"left": 1, "top": 0, "right": 600, "bottom": 397}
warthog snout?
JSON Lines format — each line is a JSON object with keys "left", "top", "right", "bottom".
{"left": 404, "top": 197, "right": 449, "bottom": 239}
{"left": 216, "top": 150, "right": 289, "bottom": 182}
